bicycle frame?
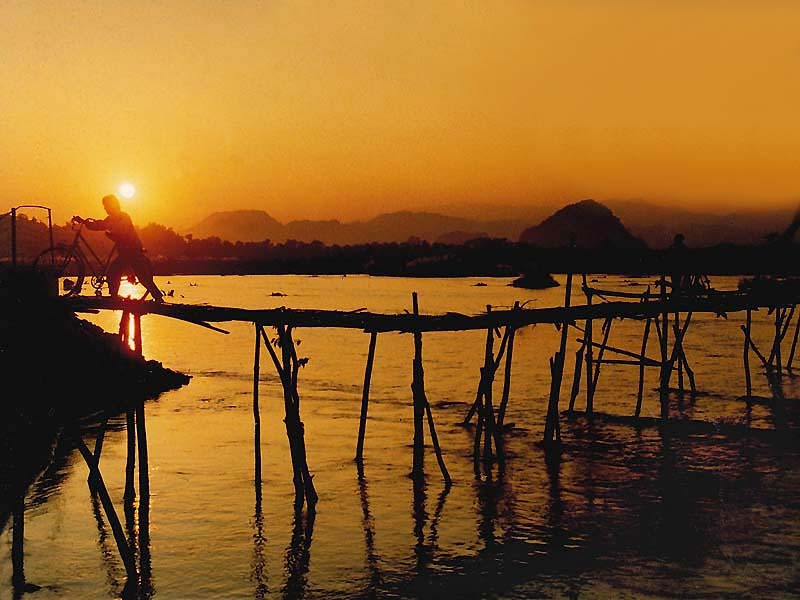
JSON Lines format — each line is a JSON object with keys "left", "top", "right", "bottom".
{"left": 48, "top": 221, "right": 118, "bottom": 292}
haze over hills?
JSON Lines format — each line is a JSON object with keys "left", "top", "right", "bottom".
{"left": 186, "top": 200, "right": 799, "bottom": 248}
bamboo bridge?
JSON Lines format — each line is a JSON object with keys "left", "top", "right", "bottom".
{"left": 35, "top": 273, "right": 799, "bottom": 593}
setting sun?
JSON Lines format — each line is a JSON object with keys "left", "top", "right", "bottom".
{"left": 118, "top": 182, "right": 136, "bottom": 200}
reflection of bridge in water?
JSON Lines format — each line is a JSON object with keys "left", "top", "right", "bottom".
{"left": 12, "top": 274, "right": 800, "bottom": 597}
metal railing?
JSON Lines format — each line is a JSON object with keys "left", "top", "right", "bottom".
{"left": 0, "top": 205, "right": 54, "bottom": 268}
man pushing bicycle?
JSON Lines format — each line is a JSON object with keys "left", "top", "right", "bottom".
{"left": 73, "top": 194, "right": 164, "bottom": 303}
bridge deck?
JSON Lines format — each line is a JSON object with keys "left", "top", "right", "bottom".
{"left": 65, "top": 286, "right": 800, "bottom": 333}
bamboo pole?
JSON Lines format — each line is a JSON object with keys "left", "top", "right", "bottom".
{"left": 545, "top": 271, "right": 572, "bottom": 442}
{"left": 481, "top": 308, "right": 494, "bottom": 459}
{"left": 590, "top": 317, "right": 613, "bottom": 404}
{"left": 585, "top": 289, "right": 594, "bottom": 413}
{"left": 76, "top": 438, "right": 138, "bottom": 581}
{"left": 253, "top": 323, "right": 262, "bottom": 487}
{"left": 674, "top": 313, "right": 684, "bottom": 397}
{"left": 412, "top": 293, "right": 425, "bottom": 475}
{"left": 659, "top": 275, "right": 670, "bottom": 419}
{"left": 744, "top": 308, "right": 752, "bottom": 397}
{"left": 88, "top": 417, "right": 109, "bottom": 488}
{"left": 253, "top": 323, "right": 261, "bottom": 427}
{"left": 133, "top": 313, "right": 142, "bottom": 356}
{"left": 136, "top": 401, "right": 150, "bottom": 499}
{"left": 568, "top": 342, "right": 585, "bottom": 413}
{"left": 423, "top": 396, "right": 452, "bottom": 484}
{"left": 356, "top": 331, "right": 378, "bottom": 462}
{"left": 635, "top": 317, "right": 652, "bottom": 418}
{"left": 497, "top": 301, "right": 519, "bottom": 428}
{"left": 787, "top": 305, "right": 800, "bottom": 371}
{"left": 277, "top": 324, "right": 318, "bottom": 507}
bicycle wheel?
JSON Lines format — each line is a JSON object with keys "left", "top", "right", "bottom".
{"left": 33, "top": 245, "right": 86, "bottom": 296}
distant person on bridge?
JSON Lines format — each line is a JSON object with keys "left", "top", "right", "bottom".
{"left": 668, "top": 233, "right": 690, "bottom": 294}
{"left": 72, "top": 194, "right": 164, "bottom": 302}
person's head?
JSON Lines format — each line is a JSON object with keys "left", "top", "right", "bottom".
{"left": 102, "top": 194, "right": 121, "bottom": 215}
{"left": 673, "top": 233, "right": 685, "bottom": 245}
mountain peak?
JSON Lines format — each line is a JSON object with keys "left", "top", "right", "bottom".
{"left": 519, "top": 199, "right": 646, "bottom": 248}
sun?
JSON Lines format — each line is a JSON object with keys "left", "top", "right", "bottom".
{"left": 118, "top": 182, "right": 136, "bottom": 199}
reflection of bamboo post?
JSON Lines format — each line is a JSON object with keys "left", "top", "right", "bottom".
{"left": 76, "top": 438, "right": 138, "bottom": 581}
{"left": 356, "top": 331, "right": 378, "bottom": 462}
{"left": 744, "top": 309, "right": 752, "bottom": 397}
{"left": 12, "top": 499, "right": 24, "bottom": 589}
{"left": 411, "top": 293, "right": 425, "bottom": 475}
{"left": 635, "top": 317, "right": 652, "bottom": 417}
{"left": 124, "top": 410, "right": 136, "bottom": 502}
{"left": 88, "top": 417, "right": 109, "bottom": 487}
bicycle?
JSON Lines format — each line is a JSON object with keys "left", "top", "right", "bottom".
{"left": 33, "top": 217, "right": 118, "bottom": 296}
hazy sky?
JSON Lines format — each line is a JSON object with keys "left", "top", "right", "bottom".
{"left": 2, "top": 1, "right": 799, "bottom": 227}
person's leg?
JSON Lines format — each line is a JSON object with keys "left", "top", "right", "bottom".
{"left": 107, "top": 258, "right": 124, "bottom": 298}
{"left": 131, "top": 253, "right": 163, "bottom": 301}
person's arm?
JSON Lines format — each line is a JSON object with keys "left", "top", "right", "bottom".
{"left": 72, "top": 215, "right": 109, "bottom": 231}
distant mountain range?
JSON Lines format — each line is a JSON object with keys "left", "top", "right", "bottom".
{"left": 186, "top": 200, "right": 798, "bottom": 249}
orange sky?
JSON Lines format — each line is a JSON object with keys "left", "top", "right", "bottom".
{"left": 2, "top": 1, "right": 799, "bottom": 228}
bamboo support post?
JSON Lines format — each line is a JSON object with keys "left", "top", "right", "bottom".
{"left": 424, "top": 397, "right": 452, "bottom": 484}
{"left": 659, "top": 275, "right": 670, "bottom": 419}
{"left": 253, "top": 323, "right": 262, "bottom": 485}
{"left": 76, "top": 438, "right": 138, "bottom": 582}
{"left": 584, "top": 280, "right": 595, "bottom": 414}
{"left": 274, "top": 323, "right": 318, "bottom": 508}
{"left": 496, "top": 301, "right": 519, "bottom": 428}
{"left": 411, "top": 293, "right": 426, "bottom": 475}
{"left": 545, "top": 271, "right": 572, "bottom": 442}
{"left": 568, "top": 341, "right": 585, "bottom": 413}
{"left": 744, "top": 309, "right": 752, "bottom": 397}
{"left": 635, "top": 317, "right": 652, "bottom": 417}
{"left": 356, "top": 331, "right": 378, "bottom": 462}
{"left": 674, "top": 313, "right": 685, "bottom": 397}
{"left": 136, "top": 401, "right": 150, "bottom": 499}
{"left": 590, "top": 317, "right": 613, "bottom": 401}
{"left": 787, "top": 305, "right": 800, "bottom": 371}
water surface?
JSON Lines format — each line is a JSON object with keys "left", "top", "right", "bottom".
{"left": 2, "top": 275, "right": 798, "bottom": 599}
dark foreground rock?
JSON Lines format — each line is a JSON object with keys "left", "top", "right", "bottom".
{"left": 0, "top": 269, "right": 190, "bottom": 529}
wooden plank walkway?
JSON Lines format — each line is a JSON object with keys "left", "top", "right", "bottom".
{"left": 65, "top": 287, "right": 800, "bottom": 332}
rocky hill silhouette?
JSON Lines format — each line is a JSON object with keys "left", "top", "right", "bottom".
{"left": 186, "top": 209, "right": 525, "bottom": 245}
{"left": 519, "top": 199, "right": 646, "bottom": 249}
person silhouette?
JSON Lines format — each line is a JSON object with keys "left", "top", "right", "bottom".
{"left": 73, "top": 194, "right": 164, "bottom": 302}
{"left": 668, "top": 233, "right": 689, "bottom": 294}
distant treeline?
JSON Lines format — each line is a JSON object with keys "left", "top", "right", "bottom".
{"left": 2, "top": 214, "right": 798, "bottom": 277}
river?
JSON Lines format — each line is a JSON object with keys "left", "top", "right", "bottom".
{"left": 1, "top": 274, "right": 799, "bottom": 599}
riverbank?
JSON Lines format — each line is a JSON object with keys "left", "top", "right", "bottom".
{"left": 0, "top": 270, "right": 190, "bottom": 531}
